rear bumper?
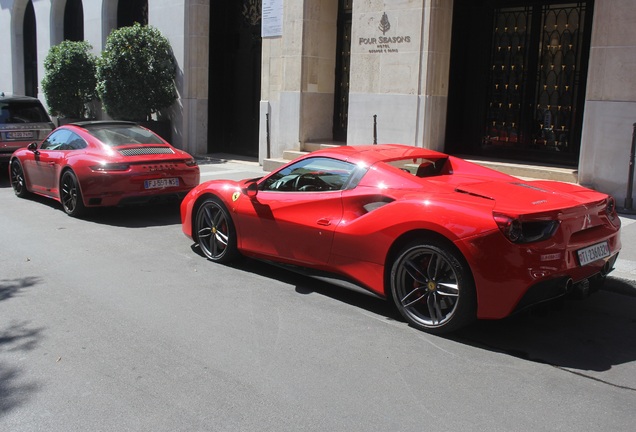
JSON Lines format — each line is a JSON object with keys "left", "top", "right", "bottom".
{"left": 459, "top": 228, "right": 622, "bottom": 319}
{"left": 511, "top": 252, "right": 619, "bottom": 313}
{"left": 79, "top": 165, "right": 200, "bottom": 208}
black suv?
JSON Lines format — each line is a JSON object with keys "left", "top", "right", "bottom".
{"left": 1, "top": 93, "right": 54, "bottom": 163}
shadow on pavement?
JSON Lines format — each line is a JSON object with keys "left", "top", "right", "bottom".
{"left": 0, "top": 277, "right": 44, "bottom": 416}
{"left": 219, "top": 256, "right": 636, "bottom": 380}
{"left": 453, "top": 291, "right": 636, "bottom": 377}
{"left": 85, "top": 202, "right": 182, "bottom": 228}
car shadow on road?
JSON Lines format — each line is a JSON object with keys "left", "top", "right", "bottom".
{"left": 86, "top": 202, "right": 182, "bottom": 228}
{"left": 7, "top": 188, "right": 182, "bottom": 227}
{"left": 221, "top": 256, "right": 636, "bottom": 375}
{"left": 219, "top": 256, "right": 402, "bottom": 320}
{"left": 452, "top": 291, "right": 636, "bottom": 375}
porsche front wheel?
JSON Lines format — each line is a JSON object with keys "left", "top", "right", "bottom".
{"left": 195, "top": 198, "right": 239, "bottom": 263}
{"left": 390, "top": 240, "right": 476, "bottom": 334}
{"left": 60, "top": 171, "right": 86, "bottom": 217}
{"left": 10, "top": 160, "right": 29, "bottom": 198}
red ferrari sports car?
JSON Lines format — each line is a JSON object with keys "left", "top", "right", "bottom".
{"left": 180, "top": 144, "right": 621, "bottom": 334}
{"left": 9, "top": 121, "right": 200, "bottom": 217}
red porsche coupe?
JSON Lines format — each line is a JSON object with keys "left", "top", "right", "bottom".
{"left": 9, "top": 121, "right": 200, "bottom": 217}
{"left": 180, "top": 144, "right": 621, "bottom": 334}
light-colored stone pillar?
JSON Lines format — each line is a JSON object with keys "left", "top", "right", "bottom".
{"left": 578, "top": 0, "right": 636, "bottom": 201}
{"left": 348, "top": 0, "right": 453, "bottom": 149}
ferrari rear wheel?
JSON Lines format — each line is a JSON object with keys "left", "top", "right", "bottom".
{"left": 195, "top": 197, "right": 239, "bottom": 263}
{"left": 60, "top": 170, "right": 86, "bottom": 217}
{"left": 390, "top": 240, "right": 476, "bottom": 334}
{"left": 10, "top": 159, "right": 29, "bottom": 198}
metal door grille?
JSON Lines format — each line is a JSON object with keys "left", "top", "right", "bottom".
{"left": 483, "top": 2, "right": 588, "bottom": 157}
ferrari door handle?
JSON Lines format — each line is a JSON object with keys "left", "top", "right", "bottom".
{"left": 317, "top": 218, "right": 331, "bottom": 226}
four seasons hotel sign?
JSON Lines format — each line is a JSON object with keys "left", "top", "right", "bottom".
{"left": 357, "top": 12, "right": 414, "bottom": 54}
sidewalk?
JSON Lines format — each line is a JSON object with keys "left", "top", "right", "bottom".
{"left": 612, "top": 214, "right": 636, "bottom": 294}
{"left": 195, "top": 154, "right": 636, "bottom": 295}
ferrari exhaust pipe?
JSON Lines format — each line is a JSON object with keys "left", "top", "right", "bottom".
{"left": 600, "top": 261, "right": 612, "bottom": 276}
{"left": 569, "top": 278, "right": 591, "bottom": 299}
{"left": 565, "top": 278, "right": 573, "bottom": 293}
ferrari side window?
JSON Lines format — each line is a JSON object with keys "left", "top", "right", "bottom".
{"left": 262, "top": 157, "right": 356, "bottom": 192}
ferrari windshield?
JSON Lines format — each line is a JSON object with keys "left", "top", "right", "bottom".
{"left": 83, "top": 123, "right": 164, "bottom": 146}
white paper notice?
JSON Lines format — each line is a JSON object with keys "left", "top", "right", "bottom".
{"left": 262, "top": 0, "right": 283, "bottom": 38}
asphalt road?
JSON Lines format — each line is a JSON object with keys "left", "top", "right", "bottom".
{"left": 1, "top": 162, "right": 635, "bottom": 431}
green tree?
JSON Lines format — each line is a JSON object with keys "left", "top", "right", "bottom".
{"left": 41, "top": 40, "right": 98, "bottom": 119}
{"left": 96, "top": 23, "right": 177, "bottom": 121}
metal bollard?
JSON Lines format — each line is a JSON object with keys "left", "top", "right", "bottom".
{"left": 373, "top": 114, "right": 377, "bottom": 145}
{"left": 266, "top": 112, "right": 271, "bottom": 159}
{"left": 622, "top": 123, "right": 636, "bottom": 213}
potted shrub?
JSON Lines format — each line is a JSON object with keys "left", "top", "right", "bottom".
{"left": 96, "top": 23, "right": 177, "bottom": 140}
{"left": 41, "top": 40, "right": 98, "bottom": 123}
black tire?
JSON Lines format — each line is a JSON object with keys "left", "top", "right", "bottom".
{"left": 194, "top": 197, "right": 239, "bottom": 263}
{"left": 60, "top": 170, "right": 86, "bottom": 217}
{"left": 10, "top": 159, "right": 29, "bottom": 198}
{"left": 390, "top": 239, "right": 476, "bottom": 334}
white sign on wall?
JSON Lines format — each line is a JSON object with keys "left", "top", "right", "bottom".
{"left": 355, "top": 12, "right": 414, "bottom": 54}
{"left": 262, "top": 0, "right": 283, "bottom": 38}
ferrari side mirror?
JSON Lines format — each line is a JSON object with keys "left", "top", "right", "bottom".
{"left": 244, "top": 181, "right": 258, "bottom": 199}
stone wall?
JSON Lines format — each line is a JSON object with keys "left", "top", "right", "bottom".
{"left": 578, "top": 0, "right": 636, "bottom": 203}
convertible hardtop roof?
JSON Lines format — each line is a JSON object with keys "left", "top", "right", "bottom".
{"left": 311, "top": 144, "right": 448, "bottom": 166}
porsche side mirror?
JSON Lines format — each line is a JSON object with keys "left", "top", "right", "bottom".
{"left": 243, "top": 181, "right": 259, "bottom": 199}
{"left": 27, "top": 142, "right": 38, "bottom": 151}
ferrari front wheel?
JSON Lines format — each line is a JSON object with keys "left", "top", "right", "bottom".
{"left": 195, "top": 197, "right": 239, "bottom": 263}
{"left": 10, "top": 159, "right": 29, "bottom": 198}
{"left": 390, "top": 240, "right": 476, "bottom": 335}
{"left": 60, "top": 170, "right": 86, "bottom": 217}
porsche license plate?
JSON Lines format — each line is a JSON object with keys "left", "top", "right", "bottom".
{"left": 144, "top": 178, "right": 179, "bottom": 189}
{"left": 577, "top": 241, "right": 610, "bottom": 266}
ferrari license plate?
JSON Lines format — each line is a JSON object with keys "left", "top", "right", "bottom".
{"left": 577, "top": 241, "right": 610, "bottom": 266}
{"left": 144, "top": 178, "right": 179, "bottom": 189}
{"left": 6, "top": 131, "right": 34, "bottom": 140}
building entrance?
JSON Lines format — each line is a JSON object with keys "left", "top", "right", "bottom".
{"left": 23, "top": 1, "right": 38, "bottom": 98}
{"left": 333, "top": 0, "right": 352, "bottom": 142}
{"left": 208, "top": 1, "right": 262, "bottom": 157}
{"left": 446, "top": 0, "right": 593, "bottom": 166}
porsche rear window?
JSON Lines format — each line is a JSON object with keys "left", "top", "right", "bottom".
{"left": 0, "top": 100, "right": 51, "bottom": 124}
{"left": 83, "top": 124, "right": 164, "bottom": 146}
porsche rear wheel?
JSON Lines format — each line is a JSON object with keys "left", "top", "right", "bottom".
{"left": 10, "top": 159, "right": 29, "bottom": 198}
{"left": 60, "top": 170, "right": 86, "bottom": 217}
{"left": 390, "top": 240, "right": 476, "bottom": 334}
{"left": 195, "top": 197, "right": 239, "bottom": 263}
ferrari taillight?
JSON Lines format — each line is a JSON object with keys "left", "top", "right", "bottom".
{"left": 606, "top": 196, "right": 620, "bottom": 227}
{"left": 493, "top": 212, "right": 559, "bottom": 244}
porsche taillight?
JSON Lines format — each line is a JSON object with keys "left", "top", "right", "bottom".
{"left": 90, "top": 163, "right": 130, "bottom": 171}
{"left": 493, "top": 212, "right": 559, "bottom": 244}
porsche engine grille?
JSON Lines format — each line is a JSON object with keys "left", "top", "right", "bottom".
{"left": 118, "top": 147, "right": 174, "bottom": 156}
